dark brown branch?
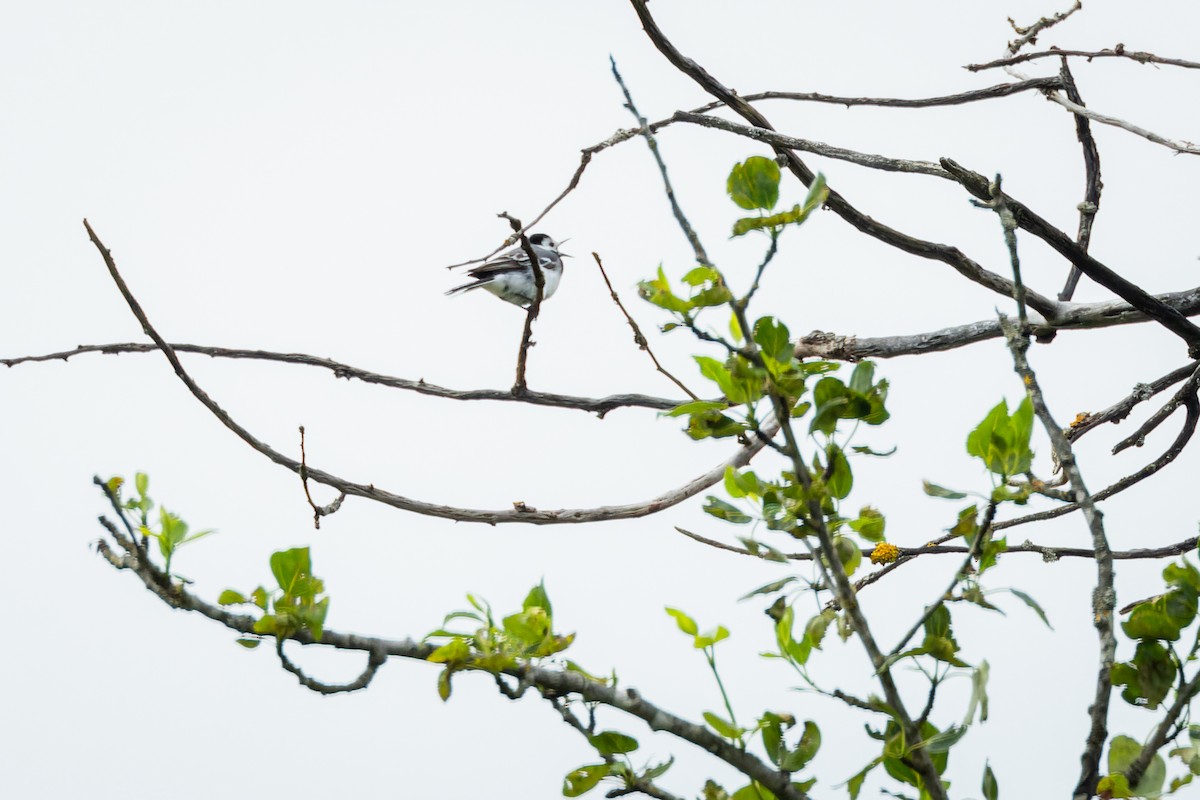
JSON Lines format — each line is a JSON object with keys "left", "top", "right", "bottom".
{"left": 82, "top": 219, "right": 772, "bottom": 525}
{"left": 499, "top": 213, "right": 545, "bottom": 394}
{"left": 628, "top": 0, "right": 1062, "bottom": 330}
{"left": 996, "top": 390, "right": 1198, "bottom": 532}
{"left": 991, "top": 196, "right": 1113, "bottom": 798}
{"left": 1066, "top": 363, "right": 1197, "bottom": 442}
{"left": 298, "top": 426, "right": 345, "bottom": 530}
{"left": 967, "top": 46, "right": 1200, "bottom": 73}
{"left": 1112, "top": 365, "right": 1200, "bottom": 454}
{"left": 276, "top": 638, "right": 386, "bottom": 695}
{"left": 1125, "top": 670, "right": 1200, "bottom": 787}
{"left": 941, "top": 159, "right": 1200, "bottom": 357}
{"left": 1057, "top": 60, "right": 1103, "bottom": 302}
{"left": 0, "top": 342, "right": 683, "bottom": 415}
{"left": 691, "top": 77, "right": 1065, "bottom": 111}
{"left": 673, "top": 112, "right": 954, "bottom": 179}
{"left": 887, "top": 502, "right": 997, "bottom": 658}
{"left": 593, "top": 253, "right": 698, "bottom": 400}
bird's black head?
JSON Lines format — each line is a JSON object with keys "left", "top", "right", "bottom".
{"left": 529, "top": 233, "right": 557, "bottom": 250}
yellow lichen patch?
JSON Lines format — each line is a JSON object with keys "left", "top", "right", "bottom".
{"left": 870, "top": 542, "right": 900, "bottom": 565}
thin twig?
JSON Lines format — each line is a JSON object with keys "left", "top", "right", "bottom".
{"left": 81, "top": 219, "right": 773, "bottom": 526}
{"left": 887, "top": 502, "right": 997, "bottom": 658}
{"left": 988, "top": 175, "right": 1115, "bottom": 796}
{"left": 674, "top": 111, "right": 953, "bottom": 179}
{"left": 0, "top": 341, "right": 685, "bottom": 415}
{"left": 629, "top": 0, "right": 1063, "bottom": 334}
{"left": 593, "top": 252, "right": 699, "bottom": 399}
{"left": 298, "top": 426, "right": 346, "bottom": 530}
{"left": 941, "top": 159, "right": 1200, "bottom": 356}
{"left": 499, "top": 213, "right": 545, "bottom": 394}
{"left": 611, "top": 57, "right": 711, "bottom": 267}
{"left": 1066, "top": 363, "right": 1196, "bottom": 442}
{"left": 276, "top": 639, "right": 386, "bottom": 694}
{"left": 691, "top": 77, "right": 1065, "bottom": 111}
{"left": 1057, "top": 59, "right": 1102, "bottom": 302}
{"left": 1004, "top": 1, "right": 1082, "bottom": 54}
{"left": 968, "top": 46, "right": 1200, "bottom": 73}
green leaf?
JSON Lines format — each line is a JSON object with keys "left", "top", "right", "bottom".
{"left": 965, "top": 660, "right": 990, "bottom": 724}
{"left": 1009, "top": 589, "right": 1054, "bottom": 630}
{"left": 563, "top": 764, "right": 609, "bottom": 797}
{"left": 834, "top": 535, "right": 862, "bottom": 577}
{"left": 1113, "top": 640, "right": 1175, "bottom": 710}
{"left": 805, "top": 610, "right": 837, "bottom": 650}
{"left": 704, "top": 497, "right": 752, "bottom": 524}
{"left": 925, "top": 724, "right": 967, "bottom": 753}
{"left": 135, "top": 471, "right": 149, "bottom": 497}
{"left": 727, "top": 156, "right": 780, "bottom": 211}
{"left": 849, "top": 506, "right": 886, "bottom": 543}
{"left": 218, "top": 589, "right": 247, "bottom": 606}
{"left": 826, "top": 444, "right": 853, "bottom": 499}
{"left": 739, "top": 577, "right": 798, "bottom": 600}
{"left": 846, "top": 759, "right": 882, "bottom": 800}
{"left": 269, "top": 547, "right": 313, "bottom": 595}
{"left": 983, "top": 762, "right": 998, "bottom": 800}
{"left": 589, "top": 731, "right": 639, "bottom": 756}
{"left": 682, "top": 266, "right": 720, "bottom": 286}
{"left": 780, "top": 721, "right": 820, "bottom": 771}
{"left": 923, "top": 480, "right": 967, "bottom": 500}
{"left": 523, "top": 581, "right": 552, "bottom": 620}
{"left": 966, "top": 397, "right": 1034, "bottom": 477}
{"left": 235, "top": 637, "right": 261, "bottom": 649}
{"left": 693, "top": 625, "right": 730, "bottom": 649}
{"left": 642, "top": 757, "right": 673, "bottom": 782}
{"left": 665, "top": 607, "right": 698, "bottom": 636}
{"left": 753, "top": 317, "right": 794, "bottom": 364}
{"left": 703, "top": 711, "right": 743, "bottom": 740}
{"left": 664, "top": 400, "right": 728, "bottom": 418}
{"left": 1108, "top": 735, "right": 1166, "bottom": 798}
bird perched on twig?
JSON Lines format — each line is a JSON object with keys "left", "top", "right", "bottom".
{"left": 446, "top": 234, "right": 568, "bottom": 308}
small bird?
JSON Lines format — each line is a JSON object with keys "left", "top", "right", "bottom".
{"left": 446, "top": 233, "right": 567, "bottom": 308}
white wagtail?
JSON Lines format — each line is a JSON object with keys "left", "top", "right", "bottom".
{"left": 446, "top": 233, "right": 567, "bottom": 308}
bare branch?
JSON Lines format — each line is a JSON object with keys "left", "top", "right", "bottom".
{"left": 593, "top": 252, "right": 698, "bottom": 400}
{"left": 276, "top": 638, "right": 386, "bottom": 695}
{"left": 498, "top": 213, "right": 546, "bottom": 394}
{"left": 82, "top": 219, "right": 773, "bottom": 526}
{"left": 299, "top": 426, "right": 345, "bottom": 530}
{"left": 0, "top": 341, "right": 684, "bottom": 415}
{"left": 986, "top": 175, "right": 1114, "bottom": 796}
{"left": 628, "top": 0, "right": 1063, "bottom": 326}
{"left": 1067, "top": 362, "right": 1197, "bottom": 442}
{"left": 692, "top": 77, "right": 1065, "bottom": 111}
{"left": 1005, "top": 1, "right": 1082, "bottom": 54}
{"left": 941, "top": 159, "right": 1200, "bottom": 356}
{"left": 611, "top": 58, "right": 711, "bottom": 268}
{"left": 968, "top": 46, "right": 1200, "bottom": 73}
{"left": 1057, "top": 59, "right": 1103, "bottom": 302}
{"left": 672, "top": 111, "right": 954, "bottom": 178}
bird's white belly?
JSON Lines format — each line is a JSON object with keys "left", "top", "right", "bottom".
{"left": 484, "top": 267, "right": 561, "bottom": 306}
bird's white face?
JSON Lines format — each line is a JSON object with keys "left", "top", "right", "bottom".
{"left": 529, "top": 233, "right": 558, "bottom": 251}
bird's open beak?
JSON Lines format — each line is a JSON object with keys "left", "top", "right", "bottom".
{"left": 556, "top": 237, "right": 573, "bottom": 257}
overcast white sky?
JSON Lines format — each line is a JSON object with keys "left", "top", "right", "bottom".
{"left": 4, "top": 2, "right": 1200, "bottom": 798}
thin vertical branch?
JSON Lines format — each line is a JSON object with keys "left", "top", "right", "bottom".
{"left": 593, "top": 252, "right": 699, "bottom": 400}
{"left": 983, "top": 182, "right": 1115, "bottom": 799}
{"left": 498, "top": 212, "right": 545, "bottom": 393}
{"left": 610, "top": 57, "right": 712, "bottom": 268}
{"left": 1057, "top": 59, "right": 1103, "bottom": 302}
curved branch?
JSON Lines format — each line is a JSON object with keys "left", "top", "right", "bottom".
{"left": 691, "top": 77, "right": 1064, "bottom": 111}
{"left": 627, "top": 0, "right": 1061, "bottom": 323}
{"left": 0, "top": 342, "right": 684, "bottom": 415}
{"left": 85, "top": 219, "right": 770, "bottom": 526}
{"left": 97, "top": 519, "right": 808, "bottom": 800}
{"left": 941, "top": 159, "right": 1200, "bottom": 356}
{"left": 276, "top": 639, "right": 386, "bottom": 695}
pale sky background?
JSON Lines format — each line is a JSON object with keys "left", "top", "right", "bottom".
{"left": 3, "top": 2, "right": 1200, "bottom": 798}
